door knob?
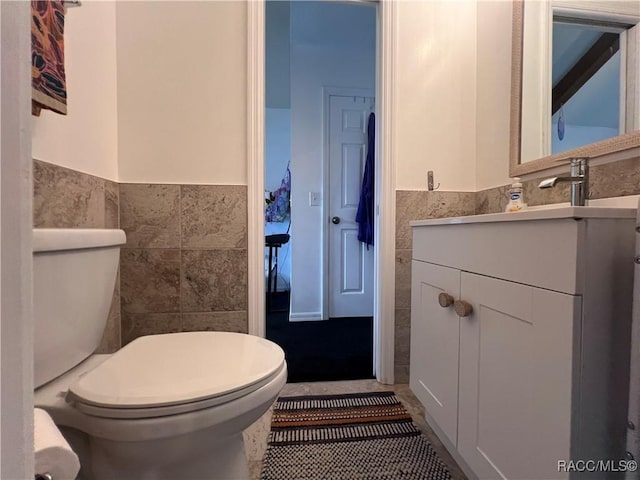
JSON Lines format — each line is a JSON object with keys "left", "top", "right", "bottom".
{"left": 438, "top": 293, "right": 454, "bottom": 308}
{"left": 331, "top": 216, "right": 341, "bottom": 224}
{"left": 453, "top": 300, "right": 473, "bottom": 317}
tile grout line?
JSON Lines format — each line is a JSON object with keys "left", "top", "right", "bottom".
{"left": 179, "top": 184, "right": 183, "bottom": 332}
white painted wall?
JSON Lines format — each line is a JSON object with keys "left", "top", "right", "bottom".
{"left": 265, "top": 108, "right": 291, "bottom": 192}
{"left": 395, "top": 0, "right": 478, "bottom": 192}
{"left": 31, "top": 1, "right": 118, "bottom": 181}
{"left": 289, "top": 2, "right": 375, "bottom": 319}
{"left": 475, "top": 0, "right": 513, "bottom": 190}
{"left": 266, "top": 1, "right": 290, "bottom": 109}
{"left": 28, "top": 0, "right": 635, "bottom": 191}
{"left": 116, "top": 1, "right": 247, "bottom": 185}
{"left": 265, "top": 3, "right": 292, "bottom": 292}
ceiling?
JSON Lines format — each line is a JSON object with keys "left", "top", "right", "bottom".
{"left": 290, "top": 1, "right": 376, "bottom": 50}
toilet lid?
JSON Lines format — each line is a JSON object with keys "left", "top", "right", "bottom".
{"left": 67, "top": 332, "right": 285, "bottom": 409}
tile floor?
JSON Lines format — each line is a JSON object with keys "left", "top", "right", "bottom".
{"left": 243, "top": 380, "right": 467, "bottom": 480}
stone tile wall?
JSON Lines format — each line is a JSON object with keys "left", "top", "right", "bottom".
{"left": 118, "top": 184, "right": 248, "bottom": 344}
{"left": 34, "top": 155, "right": 640, "bottom": 379}
{"left": 33, "top": 159, "right": 121, "bottom": 353}
{"left": 476, "top": 156, "right": 640, "bottom": 214}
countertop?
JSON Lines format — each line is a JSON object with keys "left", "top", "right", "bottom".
{"left": 410, "top": 206, "right": 637, "bottom": 227}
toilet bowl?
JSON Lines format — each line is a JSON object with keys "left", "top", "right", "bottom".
{"left": 36, "top": 332, "right": 286, "bottom": 480}
{"left": 33, "top": 229, "right": 286, "bottom": 479}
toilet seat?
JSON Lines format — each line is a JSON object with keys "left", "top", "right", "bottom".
{"left": 66, "top": 332, "right": 285, "bottom": 420}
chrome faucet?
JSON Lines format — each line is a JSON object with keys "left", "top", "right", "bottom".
{"left": 538, "top": 157, "right": 589, "bottom": 206}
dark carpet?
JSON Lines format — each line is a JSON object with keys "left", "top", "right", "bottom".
{"left": 260, "top": 392, "right": 453, "bottom": 480}
{"left": 266, "top": 291, "right": 374, "bottom": 383}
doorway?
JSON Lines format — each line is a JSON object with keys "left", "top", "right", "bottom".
{"left": 248, "top": 0, "right": 397, "bottom": 384}
{"left": 263, "top": 0, "right": 376, "bottom": 382}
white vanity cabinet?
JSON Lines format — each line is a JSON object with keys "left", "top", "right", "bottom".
{"left": 410, "top": 208, "right": 636, "bottom": 480}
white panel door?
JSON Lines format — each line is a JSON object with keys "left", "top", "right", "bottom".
{"left": 410, "top": 261, "right": 460, "bottom": 447}
{"left": 328, "top": 95, "right": 374, "bottom": 318}
{"left": 458, "top": 272, "right": 579, "bottom": 480}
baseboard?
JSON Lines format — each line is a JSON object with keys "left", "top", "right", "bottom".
{"left": 289, "top": 312, "right": 324, "bottom": 322}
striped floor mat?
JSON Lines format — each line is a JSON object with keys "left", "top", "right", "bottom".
{"left": 260, "top": 391, "right": 453, "bottom": 480}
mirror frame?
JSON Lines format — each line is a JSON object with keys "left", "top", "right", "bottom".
{"left": 509, "top": 0, "right": 640, "bottom": 177}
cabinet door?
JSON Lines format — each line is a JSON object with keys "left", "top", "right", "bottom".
{"left": 458, "top": 272, "right": 579, "bottom": 480}
{"left": 410, "top": 260, "right": 460, "bottom": 446}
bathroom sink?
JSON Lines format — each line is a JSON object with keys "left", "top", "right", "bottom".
{"left": 410, "top": 205, "right": 636, "bottom": 227}
{"left": 523, "top": 203, "right": 572, "bottom": 211}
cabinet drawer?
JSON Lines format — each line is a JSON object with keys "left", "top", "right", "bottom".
{"left": 412, "top": 219, "right": 584, "bottom": 294}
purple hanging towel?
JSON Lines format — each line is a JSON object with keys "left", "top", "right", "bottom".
{"left": 356, "top": 112, "right": 375, "bottom": 248}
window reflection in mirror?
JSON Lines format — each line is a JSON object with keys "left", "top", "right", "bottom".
{"left": 551, "top": 20, "right": 624, "bottom": 155}
{"left": 518, "top": 1, "right": 639, "bottom": 166}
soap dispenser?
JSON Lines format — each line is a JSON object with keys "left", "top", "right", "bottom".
{"left": 505, "top": 178, "right": 526, "bottom": 212}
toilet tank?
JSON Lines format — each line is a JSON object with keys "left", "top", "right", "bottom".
{"left": 33, "top": 229, "right": 126, "bottom": 388}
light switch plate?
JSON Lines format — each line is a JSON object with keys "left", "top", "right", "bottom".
{"left": 309, "top": 192, "right": 321, "bottom": 206}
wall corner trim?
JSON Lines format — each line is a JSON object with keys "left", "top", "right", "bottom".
{"left": 375, "top": 0, "right": 397, "bottom": 385}
{"left": 247, "top": 0, "right": 266, "bottom": 338}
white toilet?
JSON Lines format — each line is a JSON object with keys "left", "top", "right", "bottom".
{"left": 33, "top": 228, "right": 287, "bottom": 480}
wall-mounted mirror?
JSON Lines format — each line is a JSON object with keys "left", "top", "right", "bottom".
{"left": 510, "top": 0, "right": 640, "bottom": 177}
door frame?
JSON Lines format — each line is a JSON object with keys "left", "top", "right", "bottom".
{"left": 247, "top": 0, "right": 397, "bottom": 384}
{"left": 322, "top": 87, "right": 375, "bottom": 321}
{"left": 1, "top": 1, "right": 35, "bottom": 476}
